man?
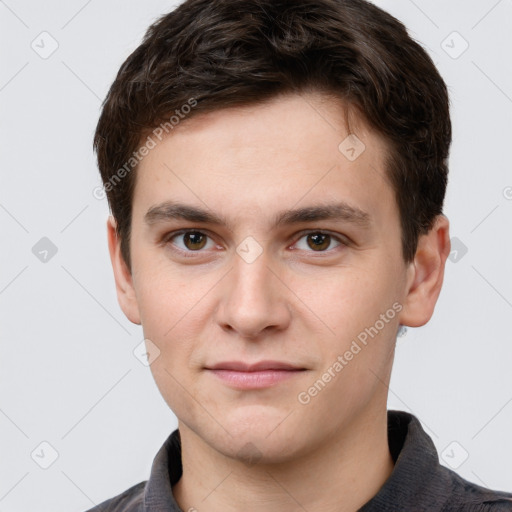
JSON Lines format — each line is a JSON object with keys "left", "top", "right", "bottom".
{"left": 89, "top": 0, "right": 512, "bottom": 510}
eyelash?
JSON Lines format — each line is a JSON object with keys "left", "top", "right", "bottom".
{"left": 162, "top": 229, "right": 349, "bottom": 258}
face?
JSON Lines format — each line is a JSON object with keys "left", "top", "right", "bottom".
{"left": 111, "top": 92, "right": 426, "bottom": 464}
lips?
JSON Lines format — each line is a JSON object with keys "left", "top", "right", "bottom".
{"left": 205, "top": 360, "right": 306, "bottom": 389}
{"left": 206, "top": 360, "right": 304, "bottom": 372}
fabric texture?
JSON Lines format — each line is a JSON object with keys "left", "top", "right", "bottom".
{"left": 86, "top": 410, "right": 512, "bottom": 511}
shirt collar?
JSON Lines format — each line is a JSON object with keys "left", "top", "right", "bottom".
{"left": 143, "top": 427, "right": 182, "bottom": 511}
{"left": 359, "top": 410, "right": 450, "bottom": 510}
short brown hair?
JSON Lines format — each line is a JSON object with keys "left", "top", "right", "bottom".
{"left": 94, "top": 0, "right": 451, "bottom": 270}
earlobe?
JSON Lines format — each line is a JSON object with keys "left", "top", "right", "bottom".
{"left": 399, "top": 215, "right": 451, "bottom": 328}
{"left": 107, "top": 216, "right": 141, "bottom": 325}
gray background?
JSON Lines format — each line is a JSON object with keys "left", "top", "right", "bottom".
{"left": 1, "top": 1, "right": 511, "bottom": 510}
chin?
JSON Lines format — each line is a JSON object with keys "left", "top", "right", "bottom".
{"left": 204, "top": 409, "right": 310, "bottom": 465}
{"left": 221, "top": 433, "right": 304, "bottom": 466}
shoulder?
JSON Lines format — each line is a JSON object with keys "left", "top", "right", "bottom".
{"left": 84, "top": 481, "right": 146, "bottom": 512}
{"left": 439, "top": 465, "right": 512, "bottom": 511}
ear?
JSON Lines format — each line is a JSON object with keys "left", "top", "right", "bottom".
{"left": 107, "top": 216, "right": 141, "bottom": 325}
{"left": 399, "top": 215, "right": 451, "bottom": 327}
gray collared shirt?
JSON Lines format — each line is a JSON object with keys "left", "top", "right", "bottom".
{"left": 86, "top": 410, "right": 512, "bottom": 511}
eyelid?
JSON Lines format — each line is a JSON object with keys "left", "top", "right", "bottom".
{"left": 162, "top": 228, "right": 219, "bottom": 252}
{"left": 162, "top": 228, "right": 214, "bottom": 243}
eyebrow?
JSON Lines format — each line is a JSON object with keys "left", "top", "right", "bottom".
{"left": 144, "top": 200, "right": 371, "bottom": 230}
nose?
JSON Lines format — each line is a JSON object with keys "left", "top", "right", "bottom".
{"left": 214, "top": 251, "right": 292, "bottom": 340}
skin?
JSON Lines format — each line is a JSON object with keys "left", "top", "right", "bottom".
{"left": 107, "top": 92, "right": 450, "bottom": 512}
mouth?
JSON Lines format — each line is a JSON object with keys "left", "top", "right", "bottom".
{"left": 205, "top": 360, "right": 307, "bottom": 390}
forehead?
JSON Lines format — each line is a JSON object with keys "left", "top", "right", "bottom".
{"left": 132, "top": 92, "right": 395, "bottom": 229}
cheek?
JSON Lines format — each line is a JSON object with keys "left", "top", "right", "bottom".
{"left": 294, "top": 269, "right": 400, "bottom": 417}
{"left": 136, "top": 273, "right": 204, "bottom": 414}
{"left": 134, "top": 259, "right": 211, "bottom": 335}
{"left": 134, "top": 280, "right": 189, "bottom": 378}
{"left": 296, "top": 264, "right": 400, "bottom": 336}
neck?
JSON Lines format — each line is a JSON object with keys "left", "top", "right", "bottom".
{"left": 173, "top": 406, "right": 394, "bottom": 512}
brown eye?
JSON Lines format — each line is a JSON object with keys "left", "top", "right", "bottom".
{"left": 164, "top": 229, "right": 218, "bottom": 258}
{"left": 183, "top": 231, "right": 207, "bottom": 250}
{"left": 294, "top": 231, "right": 344, "bottom": 253}
{"left": 307, "top": 233, "right": 331, "bottom": 251}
